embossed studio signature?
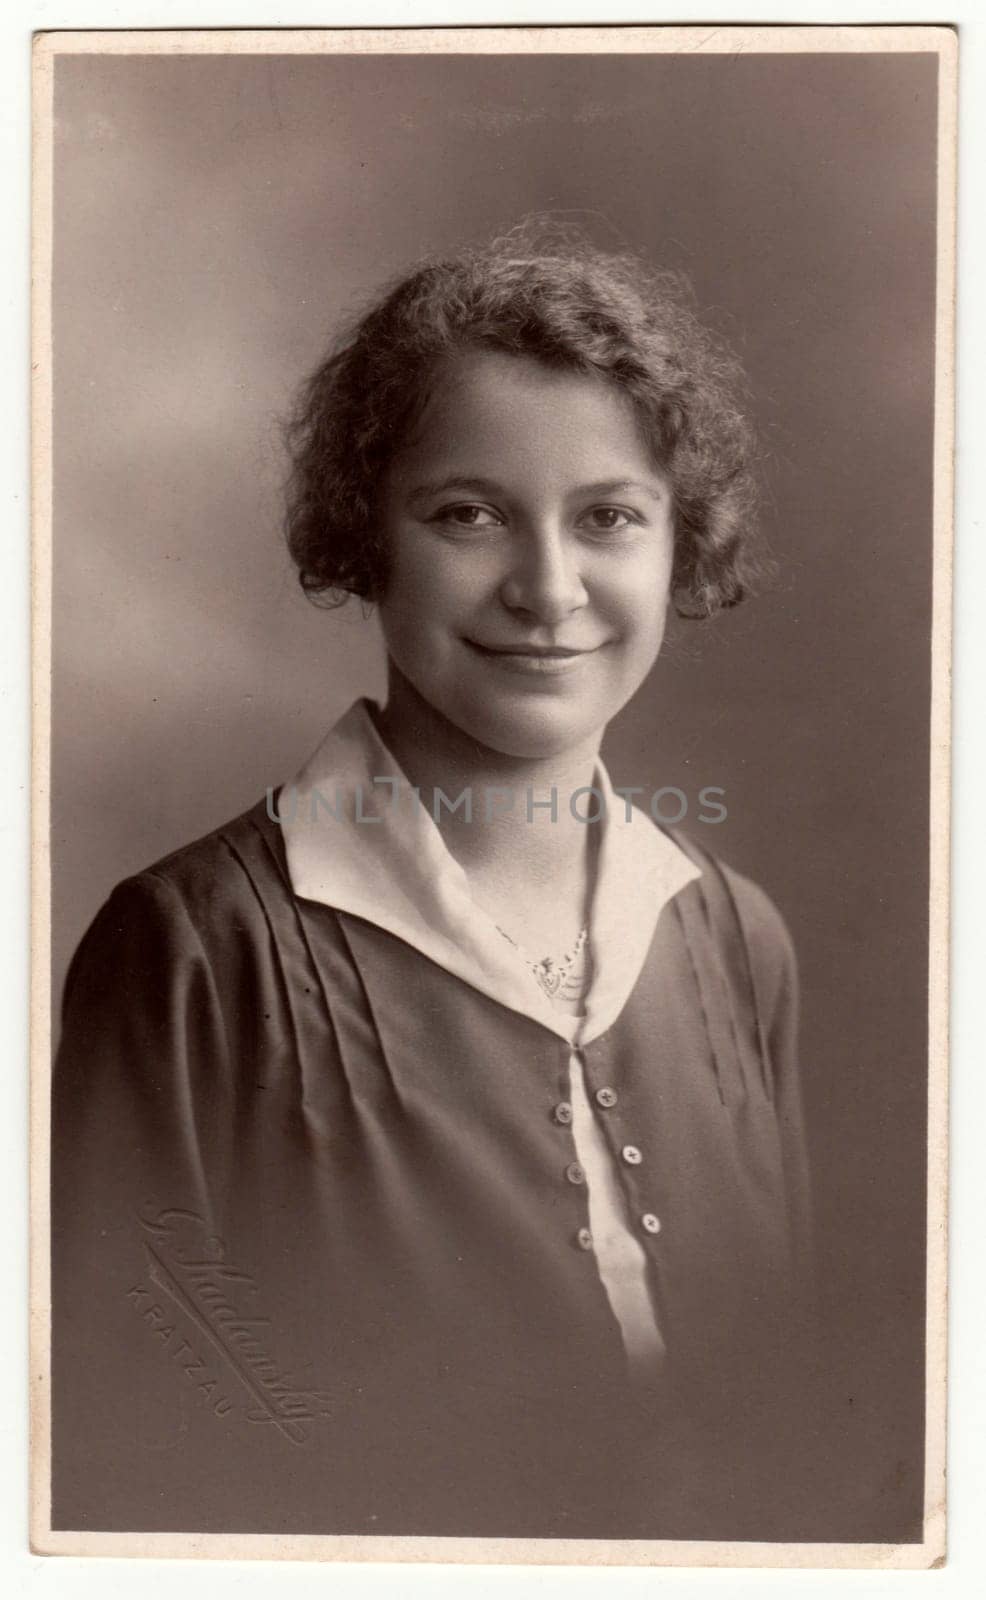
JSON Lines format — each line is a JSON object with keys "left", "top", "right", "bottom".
{"left": 128, "top": 1204, "right": 333, "bottom": 1444}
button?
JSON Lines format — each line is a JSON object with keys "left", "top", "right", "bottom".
{"left": 576, "top": 1227, "right": 594, "bottom": 1251}
{"left": 553, "top": 1101, "right": 573, "bottom": 1125}
{"left": 565, "top": 1162, "right": 586, "bottom": 1185}
{"left": 621, "top": 1144, "right": 643, "bottom": 1166}
{"left": 641, "top": 1213, "right": 661, "bottom": 1234}
{"left": 595, "top": 1086, "right": 618, "bottom": 1109}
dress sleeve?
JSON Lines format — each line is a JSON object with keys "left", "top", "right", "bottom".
{"left": 725, "top": 872, "right": 814, "bottom": 1295}
{"left": 50, "top": 871, "right": 233, "bottom": 1529}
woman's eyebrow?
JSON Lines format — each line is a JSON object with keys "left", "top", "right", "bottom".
{"left": 577, "top": 478, "right": 667, "bottom": 501}
{"left": 405, "top": 475, "right": 503, "bottom": 505}
{"left": 405, "top": 475, "right": 667, "bottom": 505}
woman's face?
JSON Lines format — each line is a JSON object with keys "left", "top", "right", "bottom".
{"left": 376, "top": 348, "right": 675, "bottom": 762}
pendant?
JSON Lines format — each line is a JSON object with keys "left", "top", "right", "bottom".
{"left": 535, "top": 965, "right": 563, "bottom": 999}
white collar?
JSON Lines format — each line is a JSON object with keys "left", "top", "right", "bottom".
{"left": 278, "top": 699, "right": 700, "bottom": 1047}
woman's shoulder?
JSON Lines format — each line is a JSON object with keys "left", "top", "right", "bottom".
{"left": 72, "top": 795, "right": 291, "bottom": 970}
{"left": 719, "top": 860, "right": 796, "bottom": 969}
{"left": 668, "top": 828, "right": 797, "bottom": 991}
{"left": 131, "top": 793, "right": 286, "bottom": 901}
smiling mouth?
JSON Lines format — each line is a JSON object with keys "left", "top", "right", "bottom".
{"left": 465, "top": 642, "right": 597, "bottom": 658}
{"left": 463, "top": 640, "right": 602, "bottom": 676}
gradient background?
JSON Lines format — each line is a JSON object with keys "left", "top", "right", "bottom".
{"left": 51, "top": 48, "right": 939, "bottom": 1540}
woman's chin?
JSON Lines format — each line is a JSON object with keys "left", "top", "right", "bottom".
{"left": 452, "top": 700, "right": 606, "bottom": 764}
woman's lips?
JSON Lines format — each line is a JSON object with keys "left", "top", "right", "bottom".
{"left": 463, "top": 640, "right": 602, "bottom": 676}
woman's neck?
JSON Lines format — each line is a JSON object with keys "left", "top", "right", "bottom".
{"left": 373, "top": 669, "right": 602, "bottom": 953}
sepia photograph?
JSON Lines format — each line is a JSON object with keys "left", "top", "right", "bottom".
{"left": 31, "top": 24, "right": 955, "bottom": 1566}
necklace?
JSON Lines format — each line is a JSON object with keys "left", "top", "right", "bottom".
{"left": 497, "top": 924, "right": 590, "bottom": 1001}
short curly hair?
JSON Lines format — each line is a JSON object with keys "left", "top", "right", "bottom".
{"left": 284, "top": 226, "right": 760, "bottom": 619}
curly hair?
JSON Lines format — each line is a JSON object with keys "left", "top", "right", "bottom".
{"left": 284, "top": 225, "right": 760, "bottom": 620}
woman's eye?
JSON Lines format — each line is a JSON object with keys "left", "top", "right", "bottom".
{"left": 581, "top": 506, "right": 637, "bottom": 533}
{"left": 433, "top": 503, "right": 502, "bottom": 529}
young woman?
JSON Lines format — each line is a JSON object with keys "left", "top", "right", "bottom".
{"left": 51, "top": 231, "right": 816, "bottom": 1541}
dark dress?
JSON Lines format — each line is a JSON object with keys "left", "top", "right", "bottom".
{"left": 50, "top": 795, "right": 818, "bottom": 1540}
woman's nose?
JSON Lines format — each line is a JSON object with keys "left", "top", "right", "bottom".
{"left": 499, "top": 526, "right": 588, "bottom": 624}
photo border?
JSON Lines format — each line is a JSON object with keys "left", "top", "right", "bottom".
{"left": 28, "top": 21, "right": 957, "bottom": 1569}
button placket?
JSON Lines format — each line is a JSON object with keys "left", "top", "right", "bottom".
{"left": 616, "top": 1144, "right": 660, "bottom": 1238}
{"left": 616, "top": 1149, "right": 665, "bottom": 1246}
{"left": 581, "top": 1040, "right": 622, "bottom": 1130}
{"left": 550, "top": 1051, "right": 595, "bottom": 1255}
{"left": 582, "top": 1040, "right": 666, "bottom": 1255}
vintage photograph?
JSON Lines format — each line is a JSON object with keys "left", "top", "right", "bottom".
{"left": 31, "top": 25, "right": 954, "bottom": 1565}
